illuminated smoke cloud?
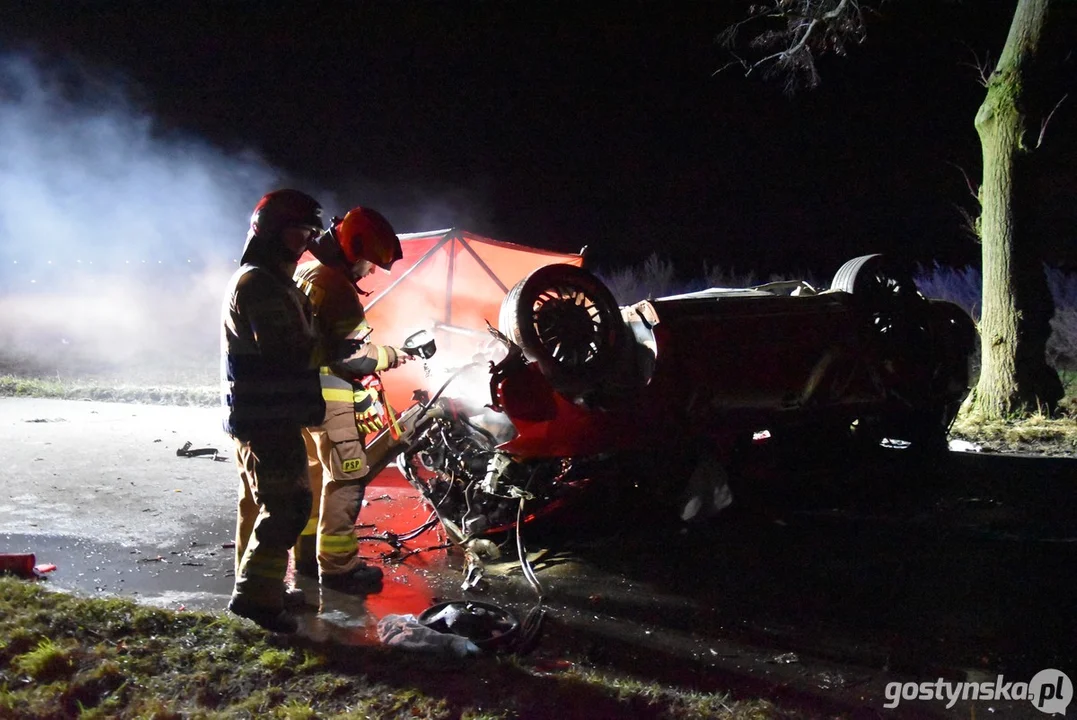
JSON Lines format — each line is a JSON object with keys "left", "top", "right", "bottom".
{"left": 0, "top": 52, "right": 281, "bottom": 377}
{"left": 0, "top": 51, "right": 503, "bottom": 388}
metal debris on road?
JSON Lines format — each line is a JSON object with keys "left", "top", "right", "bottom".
{"left": 175, "top": 441, "right": 227, "bottom": 461}
{"left": 767, "top": 652, "right": 800, "bottom": 664}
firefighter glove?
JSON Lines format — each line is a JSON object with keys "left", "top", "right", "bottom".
{"left": 353, "top": 387, "right": 385, "bottom": 435}
{"left": 356, "top": 406, "right": 385, "bottom": 435}
{"left": 384, "top": 345, "right": 401, "bottom": 369}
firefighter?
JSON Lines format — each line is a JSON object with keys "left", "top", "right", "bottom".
{"left": 221, "top": 189, "right": 326, "bottom": 633}
{"left": 292, "top": 207, "right": 409, "bottom": 593}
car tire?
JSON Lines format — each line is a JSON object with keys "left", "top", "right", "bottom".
{"left": 833, "top": 255, "right": 951, "bottom": 451}
{"left": 499, "top": 264, "right": 626, "bottom": 397}
{"left": 830, "top": 253, "right": 922, "bottom": 305}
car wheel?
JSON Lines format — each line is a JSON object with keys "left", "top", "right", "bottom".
{"left": 833, "top": 255, "right": 946, "bottom": 429}
{"left": 830, "top": 253, "right": 923, "bottom": 307}
{"left": 832, "top": 252, "right": 933, "bottom": 357}
{"left": 499, "top": 264, "right": 626, "bottom": 396}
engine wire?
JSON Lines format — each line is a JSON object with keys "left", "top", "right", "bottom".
{"left": 514, "top": 498, "right": 543, "bottom": 598}
{"left": 513, "top": 495, "right": 547, "bottom": 651}
{"left": 390, "top": 541, "right": 454, "bottom": 563}
{"left": 396, "top": 353, "right": 549, "bottom": 652}
{"left": 356, "top": 515, "right": 440, "bottom": 546}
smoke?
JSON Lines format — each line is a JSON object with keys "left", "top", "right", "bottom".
{"left": 0, "top": 50, "right": 511, "bottom": 393}
{"left": 0, "top": 52, "right": 281, "bottom": 379}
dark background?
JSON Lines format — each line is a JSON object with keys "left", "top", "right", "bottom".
{"left": 2, "top": 1, "right": 1075, "bottom": 280}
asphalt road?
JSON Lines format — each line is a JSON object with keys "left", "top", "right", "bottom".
{"left": 2, "top": 397, "right": 1075, "bottom": 719}
{"left": 0, "top": 397, "right": 459, "bottom": 618}
{"left": 0, "top": 397, "right": 236, "bottom": 608}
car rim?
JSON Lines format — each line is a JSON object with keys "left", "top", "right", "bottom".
{"left": 530, "top": 284, "right": 607, "bottom": 368}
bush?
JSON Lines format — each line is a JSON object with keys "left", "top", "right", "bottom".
{"left": 596, "top": 253, "right": 813, "bottom": 305}
{"left": 915, "top": 263, "right": 1077, "bottom": 372}
{"left": 596, "top": 256, "right": 1077, "bottom": 373}
{"left": 913, "top": 263, "right": 983, "bottom": 318}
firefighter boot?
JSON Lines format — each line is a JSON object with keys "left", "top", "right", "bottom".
{"left": 228, "top": 596, "right": 299, "bottom": 634}
{"left": 284, "top": 586, "right": 306, "bottom": 610}
{"left": 321, "top": 563, "right": 384, "bottom": 593}
{"left": 293, "top": 535, "right": 318, "bottom": 578}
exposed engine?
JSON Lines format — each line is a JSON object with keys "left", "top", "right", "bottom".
{"left": 399, "top": 398, "right": 583, "bottom": 541}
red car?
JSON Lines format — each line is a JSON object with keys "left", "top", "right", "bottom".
{"left": 395, "top": 254, "right": 977, "bottom": 537}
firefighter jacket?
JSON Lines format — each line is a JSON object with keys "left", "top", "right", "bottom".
{"left": 221, "top": 262, "right": 325, "bottom": 438}
{"left": 293, "top": 260, "right": 402, "bottom": 425}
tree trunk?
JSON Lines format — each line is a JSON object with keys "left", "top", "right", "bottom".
{"left": 966, "top": 0, "right": 1063, "bottom": 420}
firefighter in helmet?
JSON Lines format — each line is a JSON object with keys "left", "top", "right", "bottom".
{"left": 292, "top": 207, "right": 408, "bottom": 592}
{"left": 221, "top": 189, "right": 326, "bottom": 633}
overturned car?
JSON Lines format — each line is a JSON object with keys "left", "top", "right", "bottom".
{"left": 387, "top": 254, "right": 977, "bottom": 539}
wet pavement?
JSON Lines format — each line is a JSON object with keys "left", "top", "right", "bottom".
{"left": 2, "top": 528, "right": 234, "bottom": 609}
{"left": 2, "top": 397, "right": 1076, "bottom": 718}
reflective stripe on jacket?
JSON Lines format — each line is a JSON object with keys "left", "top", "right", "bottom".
{"left": 294, "top": 260, "right": 396, "bottom": 382}
{"left": 221, "top": 265, "right": 325, "bottom": 437}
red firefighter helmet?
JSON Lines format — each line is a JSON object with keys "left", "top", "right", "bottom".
{"left": 249, "top": 189, "right": 324, "bottom": 239}
{"left": 333, "top": 207, "right": 403, "bottom": 271}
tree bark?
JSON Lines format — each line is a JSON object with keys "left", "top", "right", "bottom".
{"left": 966, "top": 0, "right": 1063, "bottom": 419}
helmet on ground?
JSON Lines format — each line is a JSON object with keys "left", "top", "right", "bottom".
{"left": 332, "top": 207, "right": 403, "bottom": 271}
{"left": 249, "top": 189, "right": 324, "bottom": 239}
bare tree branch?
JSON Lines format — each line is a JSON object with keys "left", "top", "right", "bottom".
{"left": 947, "top": 161, "right": 982, "bottom": 241}
{"left": 745, "top": 12, "right": 827, "bottom": 74}
{"left": 947, "top": 160, "right": 981, "bottom": 202}
{"left": 712, "top": 58, "right": 747, "bottom": 77}
{"left": 1036, "top": 93, "right": 1069, "bottom": 148}
{"left": 822, "top": 0, "right": 855, "bottom": 22}
{"left": 746, "top": 17, "right": 823, "bottom": 76}
{"left": 717, "top": 0, "right": 874, "bottom": 92}
{"left": 953, "top": 202, "right": 983, "bottom": 242}
{"left": 958, "top": 42, "right": 993, "bottom": 87}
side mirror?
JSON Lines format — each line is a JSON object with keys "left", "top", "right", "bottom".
{"left": 402, "top": 329, "right": 437, "bottom": 359}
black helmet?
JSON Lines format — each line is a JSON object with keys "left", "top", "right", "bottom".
{"left": 249, "top": 189, "right": 324, "bottom": 238}
{"left": 241, "top": 189, "right": 324, "bottom": 265}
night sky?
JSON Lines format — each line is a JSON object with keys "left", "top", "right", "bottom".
{"left": 3, "top": 1, "right": 1076, "bottom": 281}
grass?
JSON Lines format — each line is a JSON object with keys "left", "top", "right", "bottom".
{"left": 3, "top": 355, "right": 1075, "bottom": 456}
{"left": 0, "top": 374, "right": 219, "bottom": 407}
{"left": 951, "top": 409, "right": 1077, "bottom": 455}
{"left": 0, "top": 576, "right": 792, "bottom": 719}
{"left": 946, "top": 369, "right": 1077, "bottom": 453}
{"left": 0, "top": 347, "right": 218, "bottom": 407}
{"left": 0, "top": 344, "right": 218, "bottom": 407}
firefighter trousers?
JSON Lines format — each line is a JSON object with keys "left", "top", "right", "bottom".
{"left": 232, "top": 430, "right": 312, "bottom": 612}
{"left": 296, "top": 400, "right": 370, "bottom": 577}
